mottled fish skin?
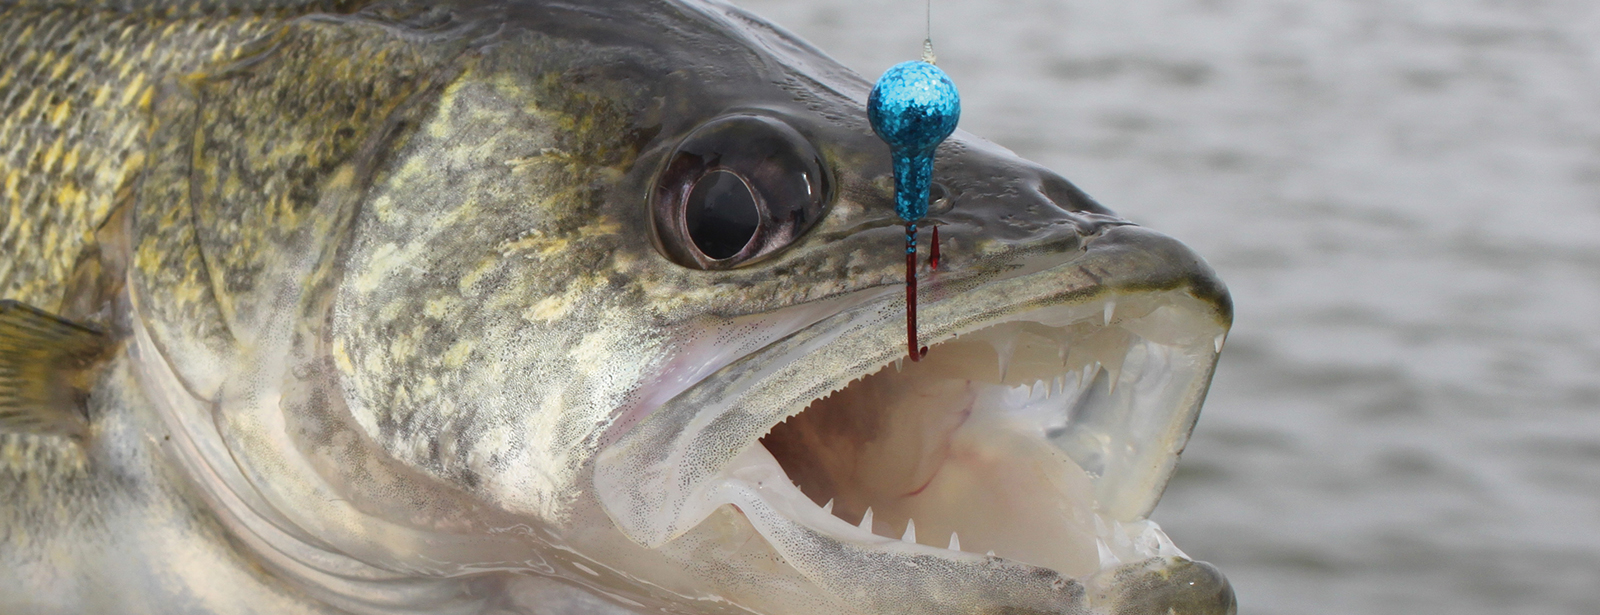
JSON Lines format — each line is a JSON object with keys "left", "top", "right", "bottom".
{"left": 0, "top": 1, "right": 1231, "bottom": 614}
{"left": 0, "top": 3, "right": 373, "bottom": 612}
{"left": 0, "top": 0, "right": 362, "bottom": 305}
{"left": 1, "top": 2, "right": 496, "bottom": 612}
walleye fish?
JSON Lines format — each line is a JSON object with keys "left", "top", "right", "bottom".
{"left": 0, "top": 0, "right": 1237, "bottom": 613}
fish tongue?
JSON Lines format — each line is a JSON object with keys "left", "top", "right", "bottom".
{"left": 715, "top": 446, "right": 1089, "bottom": 615}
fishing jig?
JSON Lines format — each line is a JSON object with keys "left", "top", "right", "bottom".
{"left": 867, "top": 36, "right": 960, "bottom": 361}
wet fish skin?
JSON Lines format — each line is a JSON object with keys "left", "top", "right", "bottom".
{"left": 0, "top": 3, "right": 468, "bottom": 611}
{"left": 1, "top": 1, "right": 1232, "bottom": 613}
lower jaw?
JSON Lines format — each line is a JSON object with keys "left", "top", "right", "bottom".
{"left": 629, "top": 441, "right": 1196, "bottom": 615}
{"left": 723, "top": 430, "right": 1191, "bottom": 576}
{"left": 635, "top": 361, "right": 1196, "bottom": 613}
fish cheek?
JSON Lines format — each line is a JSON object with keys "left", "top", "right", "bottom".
{"left": 326, "top": 67, "right": 671, "bottom": 519}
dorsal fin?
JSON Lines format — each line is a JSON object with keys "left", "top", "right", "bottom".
{"left": 0, "top": 301, "right": 113, "bottom": 439}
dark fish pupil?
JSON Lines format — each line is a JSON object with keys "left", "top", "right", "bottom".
{"left": 684, "top": 169, "right": 760, "bottom": 260}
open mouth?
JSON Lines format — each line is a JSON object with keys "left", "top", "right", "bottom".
{"left": 596, "top": 228, "right": 1232, "bottom": 613}
{"left": 720, "top": 287, "right": 1219, "bottom": 570}
{"left": 758, "top": 313, "right": 1191, "bottom": 579}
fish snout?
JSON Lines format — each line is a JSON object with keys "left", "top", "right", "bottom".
{"left": 1087, "top": 556, "right": 1238, "bottom": 615}
{"left": 926, "top": 141, "right": 1131, "bottom": 254}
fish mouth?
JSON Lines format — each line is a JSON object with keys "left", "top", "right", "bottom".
{"left": 758, "top": 316, "right": 1192, "bottom": 578}
{"left": 595, "top": 226, "right": 1234, "bottom": 614}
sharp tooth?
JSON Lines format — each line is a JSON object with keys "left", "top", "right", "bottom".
{"left": 1096, "top": 538, "right": 1122, "bottom": 569}
{"left": 1103, "top": 300, "right": 1115, "bottom": 326}
{"left": 947, "top": 532, "right": 961, "bottom": 551}
{"left": 901, "top": 518, "right": 916, "bottom": 543}
{"left": 993, "top": 336, "right": 1016, "bottom": 383}
{"left": 1214, "top": 332, "right": 1226, "bottom": 353}
{"left": 822, "top": 499, "right": 834, "bottom": 514}
{"left": 985, "top": 550, "right": 996, "bottom": 557}
{"left": 894, "top": 357, "right": 904, "bottom": 372}
{"left": 859, "top": 508, "right": 874, "bottom": 533}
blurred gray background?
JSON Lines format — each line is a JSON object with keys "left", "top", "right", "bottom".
{"left": 730, "top": 1, "right": 1600, "bottom": 613}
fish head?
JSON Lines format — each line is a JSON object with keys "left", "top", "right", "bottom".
{"left": 127, "top": 1, "right": 1233, "bottom": 613}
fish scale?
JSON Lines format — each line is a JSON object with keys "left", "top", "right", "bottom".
{"left": 0, "top": 2, "right": 289, "bottom": 311}
{"left": 0, "top": 3, "right": 294, "bottom": 513}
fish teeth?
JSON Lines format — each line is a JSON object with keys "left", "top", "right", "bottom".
{"left": 901, "top": 518, "right": 916, "bottom": 543}
{"left": 947, "top": 532, "right": 960, "bottom": 552}
{"left": 822, "top": 499, "right": 834, "bottom": 515}
{"left": 1214, "top": 332, "right": 1226, "bottom": 353}
{"left": 992, "top": 336, "right": 1016, "bottom": 383}
{"left": 1103, "top": 300, "right": 1115, "bottom": 326}
{"left": 859, "top": 508, "right": 874, "bottom": 533}
{"left": 985, "top": 550, "right": 996, "bottom": 557}
{"left": 1096, "top": 538, "right": 1122, "bottom": 569}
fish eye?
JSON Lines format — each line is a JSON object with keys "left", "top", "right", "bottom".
{"left": 652, "top": 114, "right": 830, "bottom": 269}
{"left": 684, "top": 169, "right": 760, "bottom": 260}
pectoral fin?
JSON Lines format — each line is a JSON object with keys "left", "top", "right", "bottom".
{"left": 0, "top": 301, "right": 113, "bottom": 438}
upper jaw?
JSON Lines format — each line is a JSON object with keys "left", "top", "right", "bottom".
{"left": 594, "top": 225, "right": 1231, "bottom": 612}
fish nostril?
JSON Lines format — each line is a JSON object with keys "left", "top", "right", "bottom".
{"left": 926, "top": 182, "right": 953, "bottom": 216}
{"left": 1037, "top": 173, "right": 1112, "bottom": 216}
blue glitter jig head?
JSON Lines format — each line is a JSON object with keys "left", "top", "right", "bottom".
{"left": 868, "top": 61, "right": 960, "bottom": 223}
{"left": 869, "top": 60, "right": 960, "bottom": 362}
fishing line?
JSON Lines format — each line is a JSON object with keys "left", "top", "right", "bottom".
{"left": 923, "top": 0, "right": 935, "bottom": 62}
